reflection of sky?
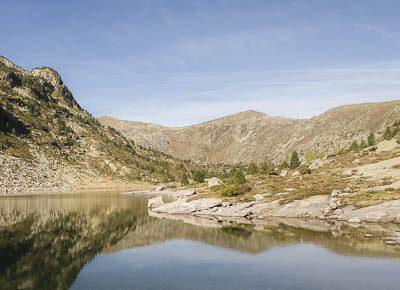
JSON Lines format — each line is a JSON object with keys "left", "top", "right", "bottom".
{"left": 71, "top": 240, "right": 400, "bottom": 290}
{"left": 2, "top": 1, "right": 400, "bottom": 126}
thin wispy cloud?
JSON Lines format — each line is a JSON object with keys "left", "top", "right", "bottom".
{"left": 1, "top": 1, "right": 400, "bottom": 126}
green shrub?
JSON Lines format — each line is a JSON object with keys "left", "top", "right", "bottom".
{"left": 260, "top": 159, "right": 275, "bottom": 174}
{"left": 348, "top": 140, "right": 359, "bottom": 152}
{"left": 193, "top": 170, "right": 206, "bottom": 183}
{"left": 383, "top": 127, "right": 393, "bottom": 140}
{"left": 367, "top": 132, "right": 376, "bottom": 146}
{"left": 219, "top": 183, "right": 251, "bottom": 197}
{"left": 234, "top": 169, "right": 246, "bottom": 184}
{"left": 298, "top": 164, "right": 311, "bottom": 175}
{"left": 289, "top": 151, "right": 300, "bottom": 169}
{"left": 180, "top": 172, "right": 189, "bottom": 185}
{"left": 247, "top": 162, "right": 259, "bottom": 174}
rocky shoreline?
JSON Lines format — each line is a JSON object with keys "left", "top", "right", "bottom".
{"left": 122, "top": 187, "right": 400, "bottom": 245}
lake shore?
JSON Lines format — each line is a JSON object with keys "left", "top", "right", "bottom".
{"left": 124, "top": 187, "right": 400, "bottom": 246}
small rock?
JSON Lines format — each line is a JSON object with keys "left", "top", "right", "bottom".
{"left": 292, "top": 170, "right": 300, "bottom": 177}
{"left": 207, "top": 177, "right": 223, "bottom": 187}
{"left": 323, "top": 207, "right": 331, "bottom": 216}
{"left": 348, "top": 217, "right": 361, "bottom": 224}
{"left": 334, "top": 208, "right": 344, "bottom": 215}
{"left": 329, "top": 202, "right": 337, "bottom": 210}
{"left": 364, "top": 234, "right": 375, "bottom": 238}
{"left": 155, "top": 184, "right": 167, "bottom": 191}
{"left": 385, "top": 240, "right": 397, "bottom": 245}
{"left": 280, "top": 170, "right": 288, "bottom": 177}
{"left": 331, "top": 189, "right": 341, "bottom": 197}
{"left": 254, "top": 194, "right": 265, "bottom": 201}
{"left": 283, "top": 188, "right": 295, "bottom": 192}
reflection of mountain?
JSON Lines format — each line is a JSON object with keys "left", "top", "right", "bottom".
{"left": 0, "top": 194, "right": 399, "bottom": 290}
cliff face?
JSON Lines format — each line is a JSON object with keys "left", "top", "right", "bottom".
{"left": 99, "top": 101, "right": 400, "bottom": 164}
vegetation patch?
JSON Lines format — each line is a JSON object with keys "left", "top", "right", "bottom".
{"left": 341, "top": 190, "right": 400, "bottom": 208}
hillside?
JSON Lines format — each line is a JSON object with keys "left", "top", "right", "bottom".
{"left": 0, "top": 56, "right": 209, "bottom": 193}
{"left": 99, "top": 101, "right": 400, "bottom": 164}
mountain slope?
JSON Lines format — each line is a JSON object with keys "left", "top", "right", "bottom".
{"left": 0, "top": 56, "right": 205, "bottom": 192}
{"left": 98, "top": 101, "right": 400, "bottom": 164}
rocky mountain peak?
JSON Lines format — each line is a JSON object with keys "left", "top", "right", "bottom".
{"left": 31, "top": 67, "right": 63, "bottom": 88}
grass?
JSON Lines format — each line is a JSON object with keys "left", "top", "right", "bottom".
{"left": 341, "top": 190, "right": 400, "bottom": 208}
{"left": 211, "top": 183, "right": 252, "bottom": 197}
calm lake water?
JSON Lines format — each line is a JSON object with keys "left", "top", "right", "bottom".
{"left": 1, "top": 193, "right": 400, "bottom": 290}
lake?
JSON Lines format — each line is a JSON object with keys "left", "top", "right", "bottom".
{"left": 1, "top": 193, "right": 400, "bottom": 290}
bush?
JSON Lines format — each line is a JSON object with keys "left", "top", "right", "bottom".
{"left": 260, "top": 159, "right": 275, "bottom": 174}
{"left": 247, "top": 162, "right": 259, "bottom": 174}
{"left": 383, "top": 127, "right": 393, "bottom": 140}
{"left": 234, "top": 169, "right": 246, "bottom": 184}
{"left": 348, "top": 140, "right": 359, "bottom": 152}
{"left": 219, "top": 183, "right": 251, "bottom": 197}
{"left": 193, "top": 170, "right": 206, "bottom": 183}
{"left": 180, "top": 172, "right": 189, "bottom": 185}
{"left": 298, "top": 164, "right": 311, "bottom": 175}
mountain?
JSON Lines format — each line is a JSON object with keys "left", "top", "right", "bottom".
{"left": 0, "top": 56, "right": 205, "bottom": 192}
{"left": 98, "top": 101, "right": 400, "bottom": 164}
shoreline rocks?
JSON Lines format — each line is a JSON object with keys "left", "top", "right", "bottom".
{"left": 147, "top": 189, "right": 400, "bottom": 226}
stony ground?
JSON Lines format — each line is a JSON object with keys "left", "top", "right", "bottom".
{"left": 142, "top": 139, "right": 400, "bottom": 246}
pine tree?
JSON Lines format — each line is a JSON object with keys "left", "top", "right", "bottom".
{"left": 289, "top": 151, "right": 300, "bottom": 169}
{"left": 367, "top": 132, "right": 376, "bottom": 146}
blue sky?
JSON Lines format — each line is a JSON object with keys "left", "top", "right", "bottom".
{"left": 2, "top": 0, "right": 400, "bottom": 126}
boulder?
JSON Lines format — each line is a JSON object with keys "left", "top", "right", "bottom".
{"left": 168, "top": 188, "right": 196, "bottom": 199}
{"left": 148, "top": 196, "right": 164, "bottom": 209}
{"left": 376, "top": 139, "right": 399, "bottom": 154}
{"left": 270, "top": 195, "right": 330, "bottom": 218}
{"left": 207, "top": 177, "right": 223, "bottom": 187}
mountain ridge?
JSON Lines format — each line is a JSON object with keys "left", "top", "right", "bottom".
{"left": 98, "top": 100, "right": 400, "bottom": 164}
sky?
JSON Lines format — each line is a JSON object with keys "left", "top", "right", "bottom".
{"left": 1, "top": 0, "right": 400, "bottom": 126}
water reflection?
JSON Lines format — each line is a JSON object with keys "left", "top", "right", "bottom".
{"left": 0, "top": 193, "right": 399, "bottom": 290}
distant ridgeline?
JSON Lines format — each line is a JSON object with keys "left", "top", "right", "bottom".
{"left": 0, "top": 56, "right": 223, "bottom": 190}
{"left": 99, "top": 100, "right": 400, "bottom": 164}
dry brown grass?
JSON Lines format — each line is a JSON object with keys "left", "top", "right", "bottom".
{"left": 341, "top": 190, "right": 400, "bottom": 208}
